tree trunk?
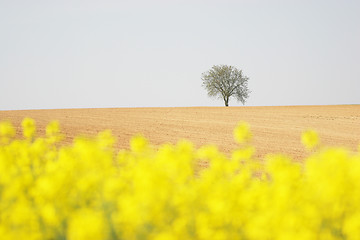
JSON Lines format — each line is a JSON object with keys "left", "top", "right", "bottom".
{"left": 224, "top": 97, "right": 229, "bottom": 107}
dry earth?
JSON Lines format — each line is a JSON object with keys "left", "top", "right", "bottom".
{"left": 1, "top": 105, "right": 359, "bottom": 161}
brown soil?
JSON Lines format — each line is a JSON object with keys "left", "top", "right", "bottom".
{"left": 1, "top": 105, "right": 359, "bottom": 161}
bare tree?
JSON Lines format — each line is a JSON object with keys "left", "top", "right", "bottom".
{"left": 201, "top": 65, "right": 250, "bottom": 107}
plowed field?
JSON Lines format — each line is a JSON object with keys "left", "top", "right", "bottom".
{"left": 1, "top": 105, "right": 359, "bottom": 160}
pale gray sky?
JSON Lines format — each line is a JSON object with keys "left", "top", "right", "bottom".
{"left": 1, "top": 0, "right": 359, "bottom": 110}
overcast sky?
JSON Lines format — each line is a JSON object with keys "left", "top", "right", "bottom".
{"left": 0, "top": 0, "right": 359, "bottom": 110}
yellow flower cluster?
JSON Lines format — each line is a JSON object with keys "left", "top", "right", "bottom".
{"left": 0, "top": 119, "right": 360, "bottom": 240}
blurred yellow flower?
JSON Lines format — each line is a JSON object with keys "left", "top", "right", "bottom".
{"left": 0, "top": 121, "right": 15, "bottom": 138}
{"left": 0, "top": 121, "right": 15, "bottom": 144}
{"left": 46, "top": 120, "right": 60, "bottom": 137}
{"left": 301, "top": 129, "right": 319, "bottom": 150}
{"left": 234, "top": 121, "right": 252, "bottom": 144}
{"left": 21, "top": 117, "right": 36, "bottom": 139}
{"left": 130, "top": 134, "right": 148, "bottom": 152}
{"left": 0, "top": 119, "right": 359, "bottom": 240}
{"left": 97, "top": 129, "right": 115, "bottom": 149}
{"left": 67, "top": 209, "right": 108, "bottom": 240}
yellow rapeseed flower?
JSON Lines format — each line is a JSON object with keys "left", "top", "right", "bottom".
{"left": 21, "top": 117, "right": 36, "bottom": 139}
{"left": 0, "top": 121, "right": 15, "bottom": 144}
{"left": 130, "top": 134, "right": 148, "bottom": 152}
{"left": 1, "top": 119, "right": 359, "bottom": 240}
{"left": 97, "top": 129, "right": 116, "bottom": 149}
{"left": 40, "top": 204, "right": 59, "bottom": 227}
{"left": 232, "top": 146, "right": 255, "bottom": 161}
{"left": 46, "top": 120, "right": 60, "bottom": 137}
{"left": 301, "top": 129, "right": 319, "bottom": 150}
{"left": 0, "top": 121, "right": 15, "bottom": 138}
{"left": 67, "top": 209, "right": 108, "bottom": 240}
{"left": 234, "top": 121, "right": 252, "bottom": 144}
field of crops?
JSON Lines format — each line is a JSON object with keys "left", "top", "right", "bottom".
{"left": 1, "top": 105, "right": 359, "bottom": 160}
{"left": 1, "top": 105, "right": 360, "bottom": 239}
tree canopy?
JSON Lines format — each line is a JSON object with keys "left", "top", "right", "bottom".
{"left": 201, "top": 65, "right": 250, "bottom": 106}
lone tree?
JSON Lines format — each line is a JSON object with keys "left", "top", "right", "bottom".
{"left": 202, "top": 65, "right": 250, "bottom": 107}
